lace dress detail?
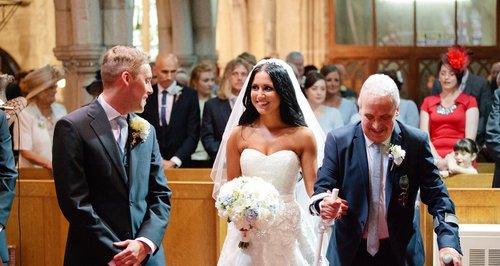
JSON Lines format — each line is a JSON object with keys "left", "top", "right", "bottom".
{"left": 217, "top": 149, "right": 317, "bottom": 266}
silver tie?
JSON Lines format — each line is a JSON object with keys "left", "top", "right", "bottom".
{"left": 367, "top": 143, "right": 383, "bottom": 256}
{"left": 114, "top": 116, "right": 128, "bottom": 152}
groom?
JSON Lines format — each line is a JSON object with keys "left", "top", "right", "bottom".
{"left": 53, "top": 46, "right": 171, "bottom": 266}
{"left": 310, "top": 74, "right": 462, "bottom": 265}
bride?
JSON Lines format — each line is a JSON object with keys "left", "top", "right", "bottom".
{"left": 211, "top": 59, "right": 326, "bottom": 265}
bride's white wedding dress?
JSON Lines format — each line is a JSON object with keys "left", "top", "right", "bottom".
{"left": 217, "top": 148, "right": 317, "bottom": 266}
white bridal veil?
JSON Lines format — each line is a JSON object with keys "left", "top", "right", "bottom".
{"left": 210, "top": 58, "right": 329, "bottom": 265}
{"left": 210, "top": 58, "right": 326, "bottom": 199}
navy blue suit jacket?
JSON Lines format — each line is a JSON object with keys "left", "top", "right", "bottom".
{"left": 201, "top": 97, "right": 231, "bottom": 159}
{"left": 53, "top": 101, "right": 172, "bottom": 265}
{"left": 486, "top": 88, "right": 500, "bottom": 187}
{"left": 0, "top": 110, "right": 17, "bottom": 263}
{"left": 139, "top": 84, "right": 200, "bottom": 164}
{"left": 313, "top": 122, "right": 461, "bottom": 266}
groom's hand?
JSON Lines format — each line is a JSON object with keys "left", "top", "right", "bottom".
{"left": 111, "top": 239, "right": 150, "bottom": 266}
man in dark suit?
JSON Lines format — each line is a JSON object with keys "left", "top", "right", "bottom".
{"left": 140, "top": 53, "right": 199, "bottom": 168}
{"left": 0, "top": 110, "right": 17, "bottom": 265}
{"left": 486, "top": 84, "right": 500, "bottom": 187}
{"left": 53, "top": 46, "right": 171, "bottom": 266}
{"left": 311, "top": 74, "right": 462, "bottom": 265}
{"left": 432, "top": 69, "right": 492, "bottom": 146}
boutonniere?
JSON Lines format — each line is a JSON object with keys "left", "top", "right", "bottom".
{"left": 174, "top": 85, "right": 183, "bottom": 103}
{"left": 388, "top": 144, "right": 405, "bottom": 170}
{"left": 37, "top": 116, "right": 47, "bottom": 128}
{"left": 129, "top": 117, "right": 150, "bottom": 146}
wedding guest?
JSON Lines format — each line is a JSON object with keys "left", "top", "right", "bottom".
{"left": 0, "top": 110, "right": 17, "bottom": 265}
{"left": 140, "top": 53, "right": 200, "bottom": 168}
{"left": 379, "top": 69, "right": 419, "bottom": 128}
{"left": 311, "top": 74, "right": 462, "bottom": 266}
{"left": 489, "top": 62, "right": 500, "bottom": 93}
{"left": 321, "top": 64, "right": 358, "bottom": 125}
{"left": 286, "top": 51, "right": 305, "bottom": 86}
{"left": 189, "top": 62, "right": 215, "bottom": 167}
{"left": 440, "top": 138, "right": 479, "bottom": 178}
{"left": 52, "top": 45, "right": 171, "bottom": 265}
{"left": 304, "top": 64, "right": 318, "bottom": 76}
{"left": 201, "top": 58, "right": 251, "bottom": 161}
{"left": 237, "top": 51, "right": 257, "bottom": 66}
{"left": 431, "top": 47, "right": 491, "bottom": 149}
{"left": 420, "top": 45, "right": 479, "bottom": 170}
{"left": 85, "top": 69, "right": 103, "bottom": 99}
{"left": 5, "top": 70, "right": 33, "bottom": 100}
{"left": 335, "top": 63, "right": 357, "bottom": 102}
{"left": 14, "top": 65, "right": 67, "bottom": 170}
{"left": 486, "top": 81, "right": 500, "bottom": 188}
{"left": 175, "top": 67, "right": 189, "bottom": 87}
{"left": 303, "top": 71, "right": 343, "bottom": 133}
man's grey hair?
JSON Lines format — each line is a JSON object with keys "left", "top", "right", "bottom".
{"left": 358, "top": 74, "right": 400, "bottom": 108}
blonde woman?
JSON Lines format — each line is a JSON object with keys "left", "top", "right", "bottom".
{"left": 190, "top": 62, "right": 215, "bottom": 167}
{"left": 201, "top": 58, "right": 251, "bottom": 160}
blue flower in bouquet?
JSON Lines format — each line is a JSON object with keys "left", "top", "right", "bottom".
{"left": 215, "top": 176, "right": 282, "bottom": 249}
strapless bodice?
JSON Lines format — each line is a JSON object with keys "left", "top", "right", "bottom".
{"left": 240, "top": 148, "right": 300, "bottom": 196}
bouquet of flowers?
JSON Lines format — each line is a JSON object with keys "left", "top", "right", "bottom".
{"left": 215, "top": 176, "right": 282, "bottom": 249}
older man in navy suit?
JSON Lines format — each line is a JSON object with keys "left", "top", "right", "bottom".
{"left": 140, "top": 53, "right": 199, "bottom": 168}
{"left": 0, "top": 110, "right": 17, "bottom": 265}
{"left": 53, "top": 46, "right": 171, "bottom": 266}
{"left": 311, "top": 74, "right": 462, "bottom": 265}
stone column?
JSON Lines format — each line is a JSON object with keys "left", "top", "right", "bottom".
{"left": 53, "top": 0, "right": 105, "bottom": 112}
{"left": 192, "top": 0, "right": 217, "bottom": 62}
{"left": 103, "top": 0, "right": 134, "bottom": 48}
{"left": 170, "top": 0, "right": 196, "bottom": 69}
{"left": 53, "top": 0, "right": 134, "bottom": 111}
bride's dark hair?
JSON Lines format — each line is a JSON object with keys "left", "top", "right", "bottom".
{"left": 239, "top": 62, "right": 306, "bottom": 126}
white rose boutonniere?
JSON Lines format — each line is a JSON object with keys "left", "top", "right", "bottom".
{"left": 388, "top": 144, "right": 405, "bottom": 170}
{"left": 130, "top": 117, "right": 150, "bottom": 146}
{"left": 174, "top": 85, "right": 183, "bottom": 103}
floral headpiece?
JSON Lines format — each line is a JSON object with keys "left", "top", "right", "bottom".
{"left": 445, "top": 45, "right": 470, "bottom": 73}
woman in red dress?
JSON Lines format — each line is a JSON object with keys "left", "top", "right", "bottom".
{"left": 420, "top": 45, "right": 479, "bottom": 170}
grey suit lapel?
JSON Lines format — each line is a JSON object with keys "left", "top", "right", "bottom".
{"left": 88, "top": 101, "right": 128, "bottom": 185}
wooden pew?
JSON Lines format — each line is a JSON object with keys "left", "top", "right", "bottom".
{"left": 11, "top": 168, "right": 497, "bottom": 266}
{"left": 5, "top": 168, "right": 218, "bottom": 266}
{"left": 476, "top": 162, "right": 495, "bottom": 173}
{"left": 420, "top": 188, "right": 500, "bottom": 266}
{"left": 443, "top": 173, "right": 493, "bottom": 188}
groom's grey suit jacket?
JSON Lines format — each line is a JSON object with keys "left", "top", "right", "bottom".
{"left": 53, "top": 100, "right": 172, "bottom": 266}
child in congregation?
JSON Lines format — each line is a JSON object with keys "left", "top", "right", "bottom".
{"left": 440, "top": 138, "right": 479, "bottom": 178}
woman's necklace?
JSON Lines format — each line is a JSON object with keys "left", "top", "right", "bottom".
{"left": 437, "top": 90, "right": 459, "bottom": 115}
